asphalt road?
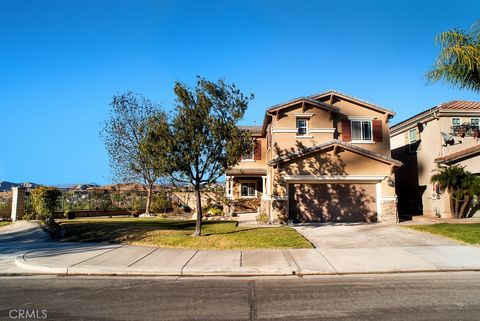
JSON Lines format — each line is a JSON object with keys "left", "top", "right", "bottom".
{"left": 0, "top": 272, "right": 479, "bottom": 321}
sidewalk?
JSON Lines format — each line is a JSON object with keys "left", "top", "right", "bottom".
{"left": 4, "top": 221, "right": 480, "bottom": 276}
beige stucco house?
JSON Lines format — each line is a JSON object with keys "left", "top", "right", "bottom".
{"left": 390, "top": 101, "right": 480, "bottom": 219}
{"left": 225, "top": 90, "right": 401, "bottom": 223}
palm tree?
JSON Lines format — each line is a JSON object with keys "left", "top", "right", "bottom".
{"left": 426, "top": 20, "right": 480, "bottom": 92}
{"left": 459, "top": 174, "right": 480, "bottom": 218}
{"left": 431, "top": 165, "right": 470, "bottom": 217}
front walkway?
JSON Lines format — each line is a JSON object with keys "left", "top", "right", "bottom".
{"left": 3, "top": 221, "right": 480, "bottom": 276}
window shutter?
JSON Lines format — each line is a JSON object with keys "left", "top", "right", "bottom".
{"left": 254, "top": 140, "right": 261, "bottom": 160}
{"left": 341, "top": 120, "right": 351, "bottom": 142}
{"left": 372, "top": 120, "right": 383, "bottom": 142}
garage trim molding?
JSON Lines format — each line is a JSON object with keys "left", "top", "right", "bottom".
{"left": 283, "top": 175, "right": 386, "bottom": 182}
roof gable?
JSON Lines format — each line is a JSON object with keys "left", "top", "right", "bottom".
{"left": 268, "top": 139, "right": 402, "bottom": 166}
{"left": 311, "top": 90, "right": 395, "bottom": 116}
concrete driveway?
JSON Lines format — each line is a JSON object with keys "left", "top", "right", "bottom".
{"left": 294, "top": 223, "right": 458, "bottom": 249}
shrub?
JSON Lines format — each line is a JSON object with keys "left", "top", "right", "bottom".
{"left": 150, "top": 193, "right": 172, "bottom": 214}
{"left": 130, "top": 196, "right": 143, "bottom": 215}
{"left": 31, "top": 187, "right": 62, "bottom": 235}
{"left": 64, "top": 210, "right": 75, "bottom": 220}
{"left": 258, "top": 212, "right": 269, "bottom": 224}
{"left": 202, "top": 204, "right": 224, "bottom": 217}
{"left": 209, "top": 207, "right": 223, "bottom": 217}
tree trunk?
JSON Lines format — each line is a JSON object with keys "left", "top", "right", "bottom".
{"left": 145, "top": 185, "right": 153, "bottom": 215}
{"left": 449, "top": 194, "right": 455, "bottom": 218}
{"left": 459, "top": 195, "right": 471, "bottom": 218}
{"left": 192, "top": 187, "right": 202, "bottom": 236}
{"left": 454, "top": 195, "right": 461, "bottom": 218}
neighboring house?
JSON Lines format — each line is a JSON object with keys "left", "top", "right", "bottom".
{"left": 225, "top": 90, "right": 401, "bottom": 223}
{"left": 390, "top": 101, "right": 480, "bottom": 219}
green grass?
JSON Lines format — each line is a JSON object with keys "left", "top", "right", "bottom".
{"left": 405, "top": 223, "right": 480, "bottom": 244}
{"left": 0, "top": 221, "right": 11, "bottom": 228}
{"left": 60, "top": 218, "right": 313, "bottom": 250}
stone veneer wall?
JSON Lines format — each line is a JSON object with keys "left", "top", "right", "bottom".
{"left": 379, "top": 200, "right": 398, "bottom": 223}
{"left": 271, "top": 200, "right": 288, "bottom": 224}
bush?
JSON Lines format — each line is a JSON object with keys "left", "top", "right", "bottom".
{"left": 31, "top": 187, "right": 62, "bottom": 235}
{"left": 150, "top": 193, "right": 172, "bottom": 214}
{"left": 130, "top": 196, "right": 143, "bottom": 215}
{"left": 64, "top": 210, "right": 75, "bottom": 220}
{"left": 258, "top": 212, "right": 269, "bottom": 224}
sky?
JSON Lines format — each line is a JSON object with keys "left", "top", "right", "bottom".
{"left": 0, "top": 0, "right": 479, "bottom": 185}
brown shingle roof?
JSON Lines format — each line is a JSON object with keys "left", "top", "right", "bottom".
{"left": 435, "top": 145, "right": 480, "bottom": 164}
{"left": 238, "top": 125, "right": 262, "bottom": 135}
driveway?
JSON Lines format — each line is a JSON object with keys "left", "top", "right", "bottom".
{"left": 294, "top": 223, "right": 458, "bottom": 249}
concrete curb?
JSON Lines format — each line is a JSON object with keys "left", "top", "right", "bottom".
{"left": 14, "top": 253, "right": 480, "bottom": 277}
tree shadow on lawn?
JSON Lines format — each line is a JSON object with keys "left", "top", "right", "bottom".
{"left": 60, "top": 219, "right": 254, "bottom": 243}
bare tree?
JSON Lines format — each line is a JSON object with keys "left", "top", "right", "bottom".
{"left": 101, "top": 92, "right": 169, "bottom": 214}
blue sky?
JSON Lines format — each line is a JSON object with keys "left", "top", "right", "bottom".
{"left": 1, "top": 0, "right": 479, "bottom": 185}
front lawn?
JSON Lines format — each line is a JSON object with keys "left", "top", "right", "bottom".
{"left": 0, "top": 221, "right": 11, "bottom": 228}
{"left": 405, "top": 223, "right": 480, "bottom": 244}
{"left": 60, "top": 218, "right": 313, "bottom": 250}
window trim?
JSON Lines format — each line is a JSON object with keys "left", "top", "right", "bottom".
{"left": 452, "top": 117, "right": 461, "bottom": 126}
{"left": 471, "top": 118, "right": 479, "bottom": 129}
{"left": 350, "top": 120, "right": 373, "bottom": 142}
{"left": 296, "top": 118, "right": 309, "bottom": 136}
{"left": 241, "top": 140, "right": 255, "bottom": 162}
{"left": 239, "top": 181, "right": 257, "bottom": 198}
{"left": 408, "top": 128, "right": 417, "bottom": 144}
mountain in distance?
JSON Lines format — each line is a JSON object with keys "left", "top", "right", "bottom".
{"left": 0, "top": 181, "right": 41, "bottom": 191}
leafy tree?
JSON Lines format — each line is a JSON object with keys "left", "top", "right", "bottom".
{"left": 427, "top": 21, "right": 480, "bottom": 92}
{"left": 31, "top": 186, "right": 62, "bottom": 231}
{"left": 167, "top": 77, "right": 254, "bottom": 236}
{"left": 431, "top": 165, "right": 480, "bottom": 218}
{"left": 101, "top": 92, "right": 170, "bottom": 214}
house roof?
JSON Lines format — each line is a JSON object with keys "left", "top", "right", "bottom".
{"left": 310, "top": 90, "right": 396, "bottom": 116}
{"left": 391, "top": 100, "right": 480, "bottom": 134}
{"left": 267, "top": 139, "right": 402, "bottom": 166}
{"left": 238, "top": 125, "right": 262, "bottom": 135}
{"left": 266, "top": 97, "right": 340, "bottom": 113}
{"left": 225, "top": 168, "right": 267, "bottom": 176}
{"left": 435, "top": 144, "right": 480, "bottom": 164}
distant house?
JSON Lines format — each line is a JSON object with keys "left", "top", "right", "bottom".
{"left": 390, "top": 101, "right": 480, "bottom": 219}
{"left": 225, "top": 90, "right": 401, "bottom": 223}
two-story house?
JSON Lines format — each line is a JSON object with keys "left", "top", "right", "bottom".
{"left": 390, "top": 101, "right": 480, "bottom": 219}
{"left": 225, "top": 90, "right": 401, "bottom": 223}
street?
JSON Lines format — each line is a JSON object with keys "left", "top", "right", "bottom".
{"left": 0, "top": 272, "right": 479, "bottom": 321}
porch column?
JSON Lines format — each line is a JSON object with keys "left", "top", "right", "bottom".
{"left": 262, "top": 176, "right": 267, "bottom": 198}
{"left": 225, "top": 176, "right": 230, "bottom": 196}
{"left": 229, "top": 176, "right": 234, "bottom": 198}
{"left": 11, "top": 187, "right": 25, "bottom": 221}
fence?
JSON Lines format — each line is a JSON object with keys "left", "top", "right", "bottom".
{"left": 0, "top": 191, "right": 12, "bottom": 220}
{"left": 23, "top": 188, "right": 175, "bottom": 217}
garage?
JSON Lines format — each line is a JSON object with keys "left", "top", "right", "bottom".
{"left": 288, "top": 182, "right": 378, "bottom": 223}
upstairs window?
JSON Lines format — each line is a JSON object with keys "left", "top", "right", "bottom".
{"left": 241, "top": 149, "right": 254, "bottom": 161}
{"left": 296, "top": 118, "right": 308, "bottom": 136}
{"left": 471, "top": 118, "right": 479, "bottom": 130}
{"left": 452, "top": 118, "right": 461, "bottom": 129}
{"left": 351, "top": 120, "right": 372, "bottom": 141}
{"left": 408, "top": 128, "right": 417, "bottom": 144}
